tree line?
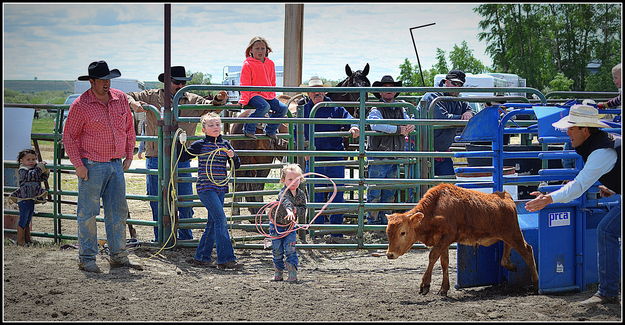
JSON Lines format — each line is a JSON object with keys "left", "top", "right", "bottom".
{"left": 397, "top": 3, "right": 621, "bottom": 94}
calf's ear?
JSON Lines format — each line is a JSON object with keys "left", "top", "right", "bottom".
{"left": 409, "top": 212, "right": 424, "bottom": 225}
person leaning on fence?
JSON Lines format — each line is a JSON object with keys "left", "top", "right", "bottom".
{"left": 296, "top": 76, "right": 360, "bottom": 243}
{"left": 178, "top": 112, "right": 244, "bottom": 270}
{"left": 366, "top": 75, "right": 414, "bottom": 226}
{"left": 238, "top": 36, "right": 288, "bottom": 140}
{"left": 9, "top": 149, "right": 50, "bottom": 246}
{"left": 525, "top": 104, "right": 621, "bottom": 306}
{"left": 597, "top": 63, "right": 621, "bottom": 111}
{"left": 126, "top": 66, "right": 228, "bottom": 242}
{"left": 63, "top": 60, "right": 142, "bottom": 273}
{"left": 270, "top": 163, "right": 307, "bottom": 282}
{"left": 419, "top": 69, "right": 474, "bottom": 176}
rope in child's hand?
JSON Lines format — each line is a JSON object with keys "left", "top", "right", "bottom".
{"left": 255, "top": 172, "right": 337, "bottom": 240}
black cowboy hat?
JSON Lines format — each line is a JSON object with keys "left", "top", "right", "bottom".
{"left": 77, "top": 60, "right": 121, "bottom": 81}
{"left": 372, "top": 75, "right": 402, "bottom": 99}
{"left": 158, "top": 66, "right": 193, "bottom": 83}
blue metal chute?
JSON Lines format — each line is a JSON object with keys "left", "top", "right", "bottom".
{"left": 455, "top": 105, "right": 501, "bottom": 143}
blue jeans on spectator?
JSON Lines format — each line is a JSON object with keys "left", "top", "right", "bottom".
{"left": 366, "top": 162, "right": 398, "bottom": 225}
{"left": 244, "top": 96, "right": 288, "bottom": 136}
{"left": 18, "top": 199, "right": 35, "bottom": 228}
{"left": 76, "top": 158, "right": 129, "bottom": 265}
{"left": 146, "top": 157, "right": 194, "bottom": 241}
{"left": 434, "top": 157, "right": 455, "bottom": 176}
{"left": 596, "top": 195, "right": 621, "bottom": 298}
{"left": 270, "top": 224, "right": 298, "bottom": 270}
{"left": 306, "top": 159, "right": 345, "bottom": 237}
{"left": 194, "top": 191, "right": 237, "bottom": 265}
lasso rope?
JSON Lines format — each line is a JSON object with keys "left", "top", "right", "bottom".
{"left": 255, "top": 172, "right": 337, "bottom": 240}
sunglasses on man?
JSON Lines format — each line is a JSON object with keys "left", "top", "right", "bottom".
{"left": 172, "top": 79, "right": 187, "bottom": 85}
{"left": 449, "top": 80, "right": 463, "bottom": 87}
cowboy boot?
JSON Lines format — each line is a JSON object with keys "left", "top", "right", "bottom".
{"left": 286, "top": 263, "right": 297, "bottom": 283}
{"left": 24, "top": 225, "right": 32, "bottom": 244}
{"left": 272, "top": 267, "right": 284, "bottom": 281}
{"left": 16, "top": 227, "right": 25, "bottom": 246}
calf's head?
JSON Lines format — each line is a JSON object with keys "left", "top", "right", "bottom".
{"left": 385, "top": 211, "right": 423, "bottom": 259}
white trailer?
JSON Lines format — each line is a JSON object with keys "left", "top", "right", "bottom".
{"left": 222, "top": 65, "right": 284, "bottom": 103}
{"left": 74, "top": 78, "right": 145, "bottom": 94}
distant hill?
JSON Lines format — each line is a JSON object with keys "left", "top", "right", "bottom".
{"left": 4, "top": 80, "right": 74, "bottom": 93}
{"left": 4, "top": 80, "right": 162, "bottom": 93}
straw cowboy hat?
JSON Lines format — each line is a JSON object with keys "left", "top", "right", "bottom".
{"left": 77, "top": 60, "right": 121, "bottom": 80}
{"left": 552, "top": 104, "right": 611, "bottom": 130}
{"left": 158, "top": 66, "right": 193, "bottom": 83}
{"left": 301, "top": 76, "right": 325, "bottom": 87}
{"left": 372, "top": 75, "right": 402, "bottom": 99}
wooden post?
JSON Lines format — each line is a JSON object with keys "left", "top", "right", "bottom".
{"left": 283, "top": 4, "right": 304, "bottom": 97}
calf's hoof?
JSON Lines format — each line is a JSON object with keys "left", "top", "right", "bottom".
{"left": 419, "top": 285, "right": 430, "bottom": 295}
{"left": 437, "top": 288, "right": 448, "bottom": 296}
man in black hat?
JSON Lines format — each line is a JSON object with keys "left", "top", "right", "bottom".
{"left": 420, "top": 69, "right": 474, "bottom": 176}
{"left": 366, "top": 75, "right": 414, "bottom": 225}
{"left": 63, "top": 60, "right": 142, "bottom": 273}
{"left": 127, "top": 66, "right": 228, "bottom": 242}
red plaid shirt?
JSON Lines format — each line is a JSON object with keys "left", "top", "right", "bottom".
{"left": 63, "top": 88, "right": 136, "bottom": 168}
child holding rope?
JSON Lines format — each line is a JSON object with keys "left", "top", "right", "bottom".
{"left": 270, "top": 164, "right": 307, "bottom": 282}
{"left": 238, "top": 36, "right": 287, "bottom": 140}
{"left": 178, "top": 112, "right": 244, "bottom": 270}
{"left": 9, "top": 149, "right": 49, "bottom": 246}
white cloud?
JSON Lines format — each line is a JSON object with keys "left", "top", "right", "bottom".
{"left": 3, "top": 3, "right": 492, "bottom": 84}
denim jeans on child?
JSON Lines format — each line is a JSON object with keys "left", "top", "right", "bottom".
{"left": 18, "top": 199, "right": 35, "bottom": 228}
{"left": 76, "top": 158, "right": 129, "bottom": 265}
{"left": 306, "top": 160, "right": 345, "bottom": 237}
{"left": 194, "top": 191, "right": 237, "bottom": 264}
{"left": 596, "top": 195, "right": 621, "bottom": 298}
{"left": 146, "top": 157, "right": 193, "bottom": 241}
{"left": 366, "top": 162, "right": 398, "bottom": 225}
{"left": 244, "top": 96, "right": 288, "bottom": 135}
{"left": 270, "top": 224, "right": 299, "bottom": 270}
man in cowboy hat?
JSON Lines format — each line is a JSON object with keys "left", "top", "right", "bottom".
{"left": 419, "top": 69, "right": 474, "bottom": 176}
{"left": 63, "top": 60, "right": 142, "bottom": 272}
{"left": 297, "top": 76, "right": 360, "bottom": 243}
{"left": 526, "top": 104, "right": 621, "bottom": 305}
{"left": 366, "top": 75, "right": 414, "bottom": 225}
{"left": 126, "top": 66, "right": 227, "bottom": 242}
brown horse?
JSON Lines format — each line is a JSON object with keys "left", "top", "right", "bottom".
{"left": 229, "top": 95, "right": 299, "bottom": 215}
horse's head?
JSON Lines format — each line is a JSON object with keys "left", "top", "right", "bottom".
{"left": 329, "top": 63, "right": 370, "bottom": 102}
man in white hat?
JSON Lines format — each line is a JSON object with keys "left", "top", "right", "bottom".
{"left": 525, "top": 103, "right": 621, "bottom": 305}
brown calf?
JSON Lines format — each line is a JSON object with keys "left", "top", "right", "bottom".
{"left": 386, "top": 183, "right": 538, "bottom": 296}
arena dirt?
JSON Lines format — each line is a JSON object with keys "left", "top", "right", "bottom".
{"left": 3, "top": 174, "right": 621, "bottom": 322}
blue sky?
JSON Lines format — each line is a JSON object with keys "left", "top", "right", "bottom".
{"left": 3, "top": 3, "right": 493, "bottom": 84}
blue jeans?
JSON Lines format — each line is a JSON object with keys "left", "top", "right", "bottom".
{"left": 76, "top": 158, "right": 129, "bottom": 265}
{"left": 146, "top": 157, "right": 193, "bottom": 241}
{"left": 434, "top": 157, "right": 454, "bottom": 176}
{"left": 244, "top": 96, "right": 288, "bottom": 135}
{"left": 366, "top": 163, "right": 398, "bottom": 225}
{"left": 194, "top": 191, "right": 237, "bottom": 264}
{"left": 18, "top": 200, "right": 35, "bottom": 228}
{"left": 306, "top": 160, "right": 345, "bottom": 237}
{"left": 270, "top": 224, "right": 298, "bottom": 270}
{"left": 596, "top": 195, "right": 621, "bottom": 298}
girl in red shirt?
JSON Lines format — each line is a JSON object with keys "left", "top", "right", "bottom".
{"left": 238, "top": 36, "right": 287, "bottom": 140}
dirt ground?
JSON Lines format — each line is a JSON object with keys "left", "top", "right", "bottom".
{"left": 3, "top": 171, "right": 622, "bottom": 322}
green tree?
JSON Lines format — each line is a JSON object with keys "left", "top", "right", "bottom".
{"left": 475, "top": 3, "right": 621, "bottom": 91}
{"left": 448, "top": 41, "right": 487, "bottom": 74}
{"left": 433, "top": 48, "right": 448, "bottom": 75}
{"left": 184, "top": 70, "right": 215, "bottom": 97}
{"left": 545, "top": 72, "right": 575, "bottom": 93}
